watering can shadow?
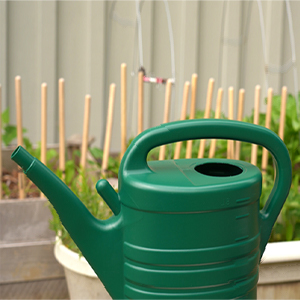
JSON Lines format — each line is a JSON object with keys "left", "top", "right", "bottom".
{"left": 11, "top": 119, "right": 292, "bottom": 299}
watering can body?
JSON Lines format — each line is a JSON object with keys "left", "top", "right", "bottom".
{"left": 118, "top": 158, "right": 261, "bottom": 299}
{"left": 11, "top": 119, "right": 292, "bottom": 299}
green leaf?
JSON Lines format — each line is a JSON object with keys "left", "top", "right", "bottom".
{"left": 292, "top": 119, "right": 300, "bottom": 131}
{"left": 65, "top": 160, "right": 76, "bottom": 185}
{"left": 73, "top": 149, "right": 81, "bottom": 159}
{"left": 23, "top": 137, "right": 33, "bottom": 151}
{"left": 294, "top": 155, "right": 300, "bottom": 164}
{"left": 294, "top": 223, "right": 300, "bottom": 240}
{"left": 90, "top": 147, "right": 103, "bottom": 160}
{"left": 2, "top": 182, "right": 11, "bottom": 197}
{"left": 47, "top": 149, "right": 58, "bottom": 161}
{"left": 2, "top": 108, "right": 9, "bottom": 124}
{"left": 2, "top": 125, "right": 17, "bottom": 146}
{"left": 286, "top": 222, "right": 294, "bottom": 241}
{"left": 270, "top": 222, "right": 285, "bottom": 242}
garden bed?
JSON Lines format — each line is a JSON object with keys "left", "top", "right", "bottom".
{"left": 0, "top": 198, "right": 69, "bottom": 299}
{"left": 0, "top": 145, "right": 69, "bottom": 299}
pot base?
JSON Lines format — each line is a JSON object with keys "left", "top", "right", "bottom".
{"left": 64, "top": 267, "right": 111, "bottom": 299}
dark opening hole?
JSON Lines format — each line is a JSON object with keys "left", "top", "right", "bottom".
{"left": 195, "top": 163, "right": 243, "bottom": 177}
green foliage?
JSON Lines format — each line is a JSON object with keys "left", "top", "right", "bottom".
{"left": 2, "top": 182, "right": 11, "bottom": 198}
{"left": 89, "top": 147, "right": 120, "bottom": 178}
{"left": 48, "top": 147, "right": 119, "bottom": 254}
{"left": 1, "top": 108, "right": 113, "bottom": 254}
{"left": 3, "top": 92, "right": 299, "bottom": 249}
{"left": 49, "top": 167, "right": 113, "bottom": 255}
{"left": 1, "top": 108, "right": 27, "bottom": 146}
{"left": 1, "top": 108, "right": 59, "bottom": 168}
{"left": 147, "top": 93, "right": 299, "bottom": 242}
{"left": 203, "top": 93, "right": 300, "bottom": 242}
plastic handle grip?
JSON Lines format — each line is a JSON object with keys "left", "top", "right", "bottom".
{"left": 121, "top": 119, "right": 292, "bottom": 256}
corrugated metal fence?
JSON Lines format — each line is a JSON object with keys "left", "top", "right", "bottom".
{"left": 0, "top": 0, "right": 299, "bottom": 152}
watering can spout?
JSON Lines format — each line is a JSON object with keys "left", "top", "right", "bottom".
{"left": 11, "top": 146, "right": 124, "bottom": 299}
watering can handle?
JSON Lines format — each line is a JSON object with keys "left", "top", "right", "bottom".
{"left": 122, "top": 119, "right": 292, "bottom": 255}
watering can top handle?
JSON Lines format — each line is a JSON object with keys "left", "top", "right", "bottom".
{"left": 123, "top": 119, "right": 290, "bottom": 172}
{"left": 121, "top": 119, "right": 292, "bottom": 253}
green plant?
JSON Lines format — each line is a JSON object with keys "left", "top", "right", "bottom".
{"left": 89, "top": 147, "right": 120, "bottom": 178}
{"left": 244, "top": 94, "right": 300, "bottom": 241}
{"left": 205, "top": 93, "right": 300, "bottom": 242}
{"left": 146, "top": 93, "right": 299, "bottom": 242}
{"left": 1, "top": 108, "right": 112, "bottom": 251}
{"left": 1, "top": 107, "right": 58, "bottom": 168}
{"left": 2, "top": 108, "right": 58, "bottom": 163}
{"left": 49, "top": 165, "right": 113, "bottom": 255}
{"left": 1, "top": 108, "right": 59, "bottom": 198}
{"left": 11, "top": 92, "right": 297, "bottom": 250}
{"left": 1, "top": 108, "right": 27, "bottom": 146}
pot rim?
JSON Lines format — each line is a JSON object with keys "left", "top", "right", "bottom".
{"left": 261, "top": 240, "right": 300, "bottom": 264}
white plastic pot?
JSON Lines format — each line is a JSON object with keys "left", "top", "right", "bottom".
{"left": 258, "top": 240, "right": 300, "bottom": 299}
{"left": 54, "top": 239, "right": 111, "bottom": 299}
{"left": 55, "top": 237, "right": 300, "bottom": 299}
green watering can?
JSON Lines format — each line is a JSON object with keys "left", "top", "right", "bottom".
{"left": 11, "top": 119, "right": 292, "bottom": 299}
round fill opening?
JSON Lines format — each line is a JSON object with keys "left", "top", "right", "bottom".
{"left": 195, "top": 163, "right": 243, "bottom": 177}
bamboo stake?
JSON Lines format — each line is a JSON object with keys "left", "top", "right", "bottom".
{"left": 40, "top": 83, "right": 47, "bottom": 198}
{"left": 159, "top": 79, "right": 172, "bottom": 160}
{"left": 186, "top": 74, "right": 198, "bottom": 158}
{"left": 138, "top": 70, "right": 144, "bottom": 135}
{"left": 234, "top": 89, "right": 245, "bottom": 160}
{"left": 59, "top": 78, "right": 66, "bottom": 178}
{"left": 15, "top": 76, "right": 25, "bottom": 199}
{"left": 174, "top": 81, "right": 190, "bottom": 159}
{"left": 209, "top": 88, "right": 223, "bottom": 158}
{"left": 102, "top": 84, "right": 116, "bottom": 177}
{"left": 120, "top": 63, "right": 127, "bottom": 160}
{"left": 198, "top": 78, "right": 214, "bottom": 158}
{"left": 0, "top": 85, "right": 2, "bottom": 199}
{"left": 80, "top": 95, "right": 91, "bottom": 170}
{"left": 278, "top": 86, "right": 287, "bottom": 141}
{"left": 261, "top": 88, "right": 273, "bottom": 177}
{"left": 251, "top": 85, "right": 261, "bottom": 166}
{"left": 227, "top": 86, "right": 235, "bottom": 159}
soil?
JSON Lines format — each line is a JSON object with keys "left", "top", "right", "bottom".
{"left": 1, "top": 168, "right": 40, "bottom": 199}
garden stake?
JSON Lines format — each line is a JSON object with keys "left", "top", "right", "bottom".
{"left": 80, "top": 95, "right": 91, "bottom": 170}
{"left": 12, "top": 118, "right": 292, "bottom": 300}
{"left": 235, "top": 89, "right": 245, "bottom": 160}
{"left": 174, "top": 81, "right": 190, "bottom": 159}
{"left": 186, "top": 73, "right": 198, "bottom": 158}
{"left": 0, "top": 85, "right": 2, "bottom": 199}
{"left": 209, "top": 88, "right": 223, "bottom": 158}
{"left": 227, "top": 86, "right": 235, "bottom": 159}
{"left": 138, "top": 70, "right": 144, "bottom": 135}
{"left": 102, "top": 84, "right": 116, "bottom": 177}
{"left": 120, "top": 63, "right": 127, "bottom": 160}
{"left": 59, "top": 78, "right": 66, "bottom": 179}
{"left": 15, "top": 76, "right": 25, "bottom": 199}
{"left": 278, "top": 86, "right": 287, "bottom": 141}
{"left": 159, "top": 79, "right": 172, "bottom": 160}
{"left": 261, "top": 88, "right": 273, "bottom": 178}
{"left": 198, "top": 78, "right": 214, "bottom": 158}
{"left": 40, "top": 83, "right": 47, "bottom": 198}
{"left": 251, "top": 85, "right": 261, "bottom": 166}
